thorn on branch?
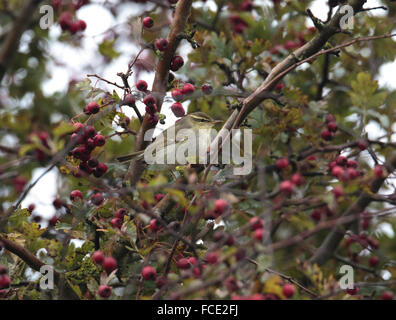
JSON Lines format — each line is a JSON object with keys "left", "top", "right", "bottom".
{"left": 306, "top": 9, "right": 324, "bottom": 31}
{"left": 176, "top": 32, "right": 200, "bottom": 49}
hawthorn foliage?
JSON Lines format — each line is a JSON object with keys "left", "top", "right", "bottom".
{"left": 1, "top": 0, "right": 396, "bottom": 300}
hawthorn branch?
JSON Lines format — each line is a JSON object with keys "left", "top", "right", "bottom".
{"left": 310, "top": 151, "right": 396, "bottom": 265}
{"left": 125, "top": 0, "right": 193, "bottom": 186}
{"left": 0, "top": 235, "right": 79, "bottom": 299}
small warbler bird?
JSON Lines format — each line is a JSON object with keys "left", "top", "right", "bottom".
{"left": 117, "top": 112, "right": 222, "bottom": 165}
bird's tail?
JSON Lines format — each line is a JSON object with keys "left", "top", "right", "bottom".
{"left": 117, "top": 150, "right": 144, "bottom": 162}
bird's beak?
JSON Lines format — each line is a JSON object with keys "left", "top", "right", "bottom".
{"left": 211, "top": 120, "right": 223, "bottom": 125}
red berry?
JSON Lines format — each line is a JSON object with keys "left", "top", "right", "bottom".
{"left": 102, "top": 257, "right": 117, "bottom": 273}
{"left": 241, "top": 0, "right": 253, "bottom": 11}
{"left": 276, "top": 157, "right": 289, "bottom": 170}
{"left": 84, "top": 125, "right": 97, "bottom": 139}
{"left": 181, "top": 83, "right": 195, "bottom": 95}
{"left": 88, "top": 158, "right": 99, "bottom": 168}
{"left": 254, "top": 228, "right": 265, "bottom": 241}
{"left": 332, "top": 186, "right": 345, "bottom": 198}
{"left": 148, "top": 113, "right": 159, "bottom": 125}
{"left": 49, "top": 215, "right": 60, "bottom": 227}
{"left": 154, "top": 194, "right": 165, "bottom": 202}
{"left": 357, "top": 139, "right": 368, "bottom": 150}
{"left": 124, "top": 94, "right": 136, "bottom": 106}
{"left": 115, "top": 208, "right": 128, "bottom": 219}
{"left": 346, "top": 286, "right": 358, "bottom": 295}
{"left": 381, "top": 291, "right": 394, "bottom": 300}
{"left": 149, "top": 219, "right": 161, "bottom": 232}
{"left": 155, "top": 38, "right": 169, "bottom": 51}
{"left": 250, "top": 217, "right": 264, "bottom": 230}
{"left": 51, "top": 0, "right": 62, "bottom": 9}
{"left": 311, "top": 208, "right": 322, "bottom": 222}
{"left": 143, "top": 95, "right": 156, "bottom": 106}
{"left": 78, "top": 19, "right": 87, "bottom": 31}
{"left": 53, "top": 198, "right": 63, "bottom": 209}
{"left": 188, "top": 257, "right": 197, "bottom": 265}
{"left": 155, "top": 276, "right": 167, "bottom": 288}
{"left": 171, "top": 102, "right": 185, "bottom": 117}
{"left": 214, "top": 199, "right": 229, "bottom": 214}
{"left": 325, "top": 114, "right": 336, "bottom": 123}
{"left": 70, "top": 190, "right": 83, "bottom": 201}
{"left": 98, "top": 285, "right": 112, "bottom": 298}
{"left": 136, "top": 80, "right": 148, "bottom": 91}
{"left": 331, "top": 166, "right": 344, "bottom": 178}
{"left": 327, "top": 121, "right": 338, "bottom": 132}
{"left": 291, "top": 173, "right": 303, "bottom": 186}
{"left": 93, "top": 163, "right": 108, "bottom": 178}
{"left": 336, "top": 155, "right": 347, "bottom": 166}
{"left": 280, "top": 180, "right": 293, "bottom": 194}
{"left": 93, "top": 134, "right": 106, "bottom": 147}
{"left": 374, "top": 165, "right": 384, "bottom": 178}
{"left": 201, "top": 84, "right": 213, "bottom": 95}
{"left": 142, "top": 17, "right": 154, "bottom": 28}
{"left": 145, "top": 104, "right": 158, "bottom": 115}
{"left": 141, "top": 266, "right": 156, "bottom": 280}
{"left": 171, "top": 89, "right": 183, "bottom": 101}
{"left": 0, "top": 275, "right": 11, "bottom": 289}
{"left": 69, "top": 21, "right": 81, "bottom": 34}
{"left": 282, "top": 284, "right": 295, "bottom": 298}
{"left": 111, "top": 217, "right": 122, "bottom": 229}
{"left": 58, "top": 12, "right": 73, "bottom": 31}
{"left": 347, "top": 159, "right": 358, "bottom": 168}
{"left": 92, "top": 251, "right": 105, "bottom": 264}
{"left": 321, "top": 129, "right": 333, "bottom": 141}
{"left": 177, "top": 258, "right": 190, "bottom": 270}
{"left": 284, "top": 40, "right": 299, "bottom": 50}
{"left": 85, "top": 101, "right": 100, "bottom": 115}
{"left": 28, "top": 204, "right": 35, "bottom": 213}
{"left": 206, "top": 252, "right": 219, "bottom": 265}
{"left": 170, "top": 56, "right": 184, "bottom": 71}
{"left": 91, "top": 193, "right": 104, "bottom": 206}
{"left": 369, "top": 256, "right": 379, "bottom": 267}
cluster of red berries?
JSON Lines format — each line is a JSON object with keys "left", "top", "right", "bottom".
{"left": 250, "top": 217, "right": 266, "bottom": 241}
{"left": 58, "top": 12, "right": 87, "bottom": 34}
{"left": 321, "top": 114, "right": 338, "bottom": 141}
{"left": 141, "top": 265, "right": 157, "bottom": 281}
{"left": 329, "top": 155, "right": 364, "bottom": 183}
{"left": 170, "top": 83, "right": 196, "bottom": 117}
{"left": 70, "top": 189, "right": 104, "bottom": 206}
{"left": 213, "top": 229, "right": 236, "bottom": 246}
{"left": 69, "top": 121, "right": 107, "bottom": 178}
{"left": 92, "top": 251, "right": 117, "bottom": 298}
{"left": 110, "top": 208, "right": 128, "bottom": 229}
{"left": 92, "top": 251, "right": 117, "bottom": 272}
{"left": 27, "top": 131, "right": 51, "bottom": 162}
{"left": 229, "top": 14, "right": 249, "bottom": 34}
{"left": 177, "top": 255, "right": 203, "bottom": 278}
{"left": 12, "top": 176, "right": 27, "bottom": 193}
{"left": 345, "top": 233, "right": 379, "bottom": 264}
{"left": 270, "top": 28, "right": 315, "bottom": 55}
{"left": 26, "top": 203, "right": 61, "bottom": 227}
{"left": 310, "top": 205, "right": 334, "bottom": 222}
{"left": 52, "top": 0, "right": 89, "bottom": 10}
{"left": 275, "top": 157, "right": 304, "bottom": 195}
{"left": 142, "top": 17, "right": 154, "bottom": 29}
